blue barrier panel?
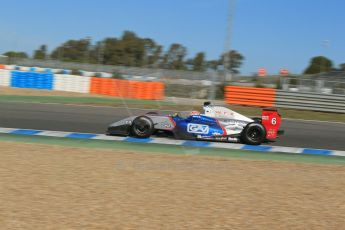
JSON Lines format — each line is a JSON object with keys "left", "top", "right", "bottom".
{"left": 10, "top": 71, "right": 53, "bottom": 90}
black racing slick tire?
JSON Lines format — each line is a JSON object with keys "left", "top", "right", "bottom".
{"left": 241, "top": 122, "right": 266, "bottom": 145}
{"left": 130, "top": 116, "right": 155, "bottom": 138}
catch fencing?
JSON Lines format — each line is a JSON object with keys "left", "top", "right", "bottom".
{"left": 7, "top": 58, "right": 211, "bottom": 81}
{"left": 225, "top": 86, "right": 345, "bottom": 113}
{"left": 282, "top": 77, "right": 345, "bottom": 95}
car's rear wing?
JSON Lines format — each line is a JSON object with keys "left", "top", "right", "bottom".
{"left": 261, "top": 107, "right": 282, "bottom": 139}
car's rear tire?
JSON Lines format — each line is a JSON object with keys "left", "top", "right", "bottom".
{"left": 131, "top": 116, "right": 155, "bottom": 138}
{"left": 241, "top": 122, "right": 266, "bottom": 145}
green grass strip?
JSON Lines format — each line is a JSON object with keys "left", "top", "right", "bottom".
{"left": 0, "top": 133, "right": 344, "bottom": 165}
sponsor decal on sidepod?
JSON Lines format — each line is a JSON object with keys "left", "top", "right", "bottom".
{"left": 187, "top": 123, "right": 209, "bottom": 134}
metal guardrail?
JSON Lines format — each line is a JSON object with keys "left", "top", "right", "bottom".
{"left": 276, "top": 90, "right": 345, "bottom": 113}
{"left": 224, "top": 86, "right": 345, "bottom": 113}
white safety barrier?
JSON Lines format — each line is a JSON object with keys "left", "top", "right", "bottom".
{"left": 80, "top": 71, "right": 95, "bottom": 77}
{"left": 35, "top": 67, "right": 45, "bottom": 72}
{"left": 0, "top": 69, "right": 11, "bottom": 87}
{"left": 51, "top": 69, "right": 62, "bottom": 73}
{"left": 97, "top": 72, "right": 113, "bottom": 78}
{"left": 20, "top": 66, "right": 30, "bottom": 71}
{"left": 53, "top": 74, "right": 91, "bottom": 93}
{"left": 4, "top": 65, "right": 15, "bottom": 70}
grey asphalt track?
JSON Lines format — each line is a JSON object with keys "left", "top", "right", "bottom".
{"left": 0, "top": 102, "right": 344, "bottom": 150}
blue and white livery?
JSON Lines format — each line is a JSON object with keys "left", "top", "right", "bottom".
{"left": 107, "top": 102, "right": 284, "bottom": 145}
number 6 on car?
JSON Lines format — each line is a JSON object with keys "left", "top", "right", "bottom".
{"left": 262, "top": 109, "right": 282, "bottom": 139}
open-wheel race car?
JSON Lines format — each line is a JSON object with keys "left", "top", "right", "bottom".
{"left": 106, "top": 102, "right": 284, "bottom": 145}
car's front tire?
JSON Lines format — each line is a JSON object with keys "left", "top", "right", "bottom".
{"left": 130, "top": 116, "right": 155, "bottom": 138}
{"left": 241, "top": 122, "right": 266, "bottom": 145}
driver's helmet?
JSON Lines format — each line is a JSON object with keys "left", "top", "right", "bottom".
{"left": 190, "top": 111, "right": 200, "bottom": 116}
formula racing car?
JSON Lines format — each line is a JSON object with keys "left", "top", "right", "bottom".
{"left": 106, "top": 102, "right": 283, "bottom": 145}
